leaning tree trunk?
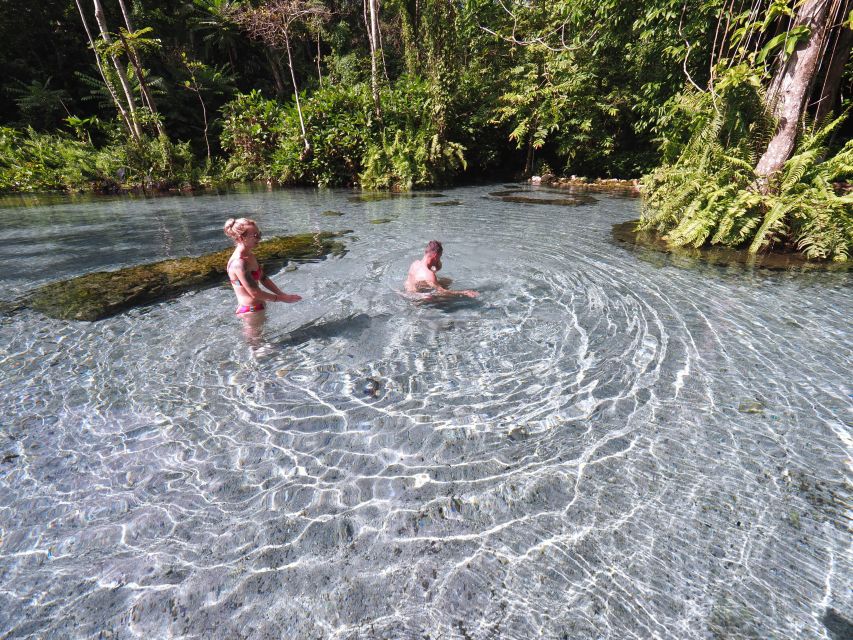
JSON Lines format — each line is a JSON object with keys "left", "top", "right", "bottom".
{"left": 74, "top": 0, "right": 134, "bottom": 137}
{"left": 283, "top": 31, "right": 311, "bottom": 157}
{"left": 92, "top": 0, "right": 142, "bottom": 140}
{"left": 754, "top": 0, "right": 833, "bottom": 185}
{"left": 116, "top": 0, "right": 166, "bottom": 137}
{"left": 815, "top": 24, "right": 853, "bottom": 124}
{"left": 316, "top": 32, "right": 323, "bottom": 86}
{"left": 367, "top": 0, "right": 382, "bottom": 120}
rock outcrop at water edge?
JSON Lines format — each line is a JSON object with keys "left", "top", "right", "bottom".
{"left": 23, "top": 231, "right": 349, "bottom": 321}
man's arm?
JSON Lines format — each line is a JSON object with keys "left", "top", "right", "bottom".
{"left": 423, "top": 273, "right": 477, "bottom": 298}
{"left": 431, "top": 287, "right": 478, "bottom": 298}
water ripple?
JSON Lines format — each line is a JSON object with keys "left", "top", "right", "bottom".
{"left": 0, "top": 185, "right": 850, "bottom": 639}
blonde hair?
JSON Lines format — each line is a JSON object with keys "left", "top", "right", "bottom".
{"left": 223, "top": 217, "right": 258, "bottom": 243}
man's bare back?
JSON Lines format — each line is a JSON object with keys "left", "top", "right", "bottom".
{"left": 404, "top": 240, "right": 477, "bottom": 298}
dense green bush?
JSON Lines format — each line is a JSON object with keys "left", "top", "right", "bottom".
{"left": 220, "top": 77, "right": 470, "bottom": 189}
{"left": 360, "top": 77, "right": 467, "bottom": 189}
{"left": 640, "top": 76, "right": 853, "bottom": 261}
{"left": 0, "top": 125, "right": 205, "bottom": 193}
{"left": 271, "top": 83, "right": 371, "bottom": 186}
{"left": 0, "top": 127, "right": 106, "bottom": 191}
{"left": 220, "top": 90, "right": 288, "bottom": 182}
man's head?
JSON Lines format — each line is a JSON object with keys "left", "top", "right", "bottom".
{"left": 424, "top": 240, "right": 443, "bottom": 270}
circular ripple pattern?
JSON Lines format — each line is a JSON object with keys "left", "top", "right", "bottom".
{"left": 0, "top": 185, "right": 850, "bottom": 639}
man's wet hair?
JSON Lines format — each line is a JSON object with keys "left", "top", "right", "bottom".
{"left": 426, "top": 240, "right": 443, "bottom": 256}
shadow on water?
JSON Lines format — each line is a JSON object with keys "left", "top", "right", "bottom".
{"left": 413, "top": 297, "right": 482, "bottom": 312}
{"left": 274, "top": 312, "right": 391, "bottom": 347}
{"left": 822, "top": 608, "right": 853, "bottom": 640}
{"left": 408, "top": 288, "right": 491, "bottom": 312}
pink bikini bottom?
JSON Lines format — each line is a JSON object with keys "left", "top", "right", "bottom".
{"left": 236, "top": 302, "right": 265, "bottom": 314}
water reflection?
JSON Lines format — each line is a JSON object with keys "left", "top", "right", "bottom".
{"left": 0, "top": 184, "right": 849, "bottom": 640}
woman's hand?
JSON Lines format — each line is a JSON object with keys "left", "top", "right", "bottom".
{"left": 276, "top": 293, "right": 302, "bottom": 303}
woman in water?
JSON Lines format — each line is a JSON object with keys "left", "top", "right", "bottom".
{"left": 224, "top": 218, "right": 301, "bottom": 339}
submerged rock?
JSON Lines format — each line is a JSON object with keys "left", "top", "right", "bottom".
{"left": 488, "top": 189, "right": 596, "bottom": 206}
{"left": 430, "top": 199, "right": 462, "bottom": 207}
{"left": 538, "top": 176, "right": 641, "bottom": 196}
{"left": 823, "top": 608, "right": 853, "bottom": 640}
{"left": 321, "top": 210, "right": 346, "bottom": 217}
{"left": 737, "top": 400, "right": 766, "bottom": 414}
{"left": 500, "top": 194, "right": 595, "bottom": 206}
{"left": 348, "top": 192, "right": 445, "bottom": 203}
{"left": 362, "top": 377, "right": 382, "bottom": 398}
{"left": 612, "top": 220, "right": 851, "bottom": 272}
{"left": 25, "top": 231, "right": 349, "bottom": 321}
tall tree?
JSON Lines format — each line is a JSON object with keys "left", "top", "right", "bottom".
{"left": 92, "top": 0, "right": 143, "bottom": 139}
{"left": 74, "top": 0, "right": 135, "bottom": 136}
{"left": 232, "top": 0, "right": 330, "bottom": 156}
{"left": 366, "top": 0, "right": 382, "bottom": 120}
{"left": 115, "top": 0, "right": 167, "bottom": 136}
{"left": 754, "top": 0, "right": 837, "bottom": 185}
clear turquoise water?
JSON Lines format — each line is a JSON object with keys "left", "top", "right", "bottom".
{"left": 0, "top": 185, "right": 850, "bottom": 639}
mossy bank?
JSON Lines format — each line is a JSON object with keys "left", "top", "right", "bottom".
{"left": 24, "top": 232, "right": 348, "bottom": 321}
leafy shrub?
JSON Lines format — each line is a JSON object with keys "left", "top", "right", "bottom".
{"left": 114, "top": 134, "right": 199, "bottom": 188}
{"left": 360, "top": 77, "right": 466, "bottom": 189}
{"left": 360, "top": 128, "right": 466, "bottom": 190}
{"left": 640, "top": 76, "right": 853, "bottom": 261}
{"left": 220, "top": 90, "right": 287, "bottom": 181}
{"left": 271, "top": 83, "right": 371, "bottom": 186}
{"left": 221, "top": 76, "right": 469, "bottom": 189}
{"left": 0, "top": 125, "right": 206, "bottom": 193}
{"left": 0, "top": 126, "right": 106, "bottom": 191}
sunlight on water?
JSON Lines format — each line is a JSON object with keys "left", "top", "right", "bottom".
{"left": 0, "top": 185, "right": 850, "bottom": 639}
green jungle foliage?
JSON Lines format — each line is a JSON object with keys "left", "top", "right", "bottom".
{"left": 221, "top": 76, "right": 489, "bottom": 189}
{"left": 640, "top": 5, "right": 853, "bottom": 261}
{"left": 641, "top": 72, "right": 853, "bottom": 260}
{"left": 0, "top": 125, "right": 203, "bottom": 193}
{"left": 0, "top": 1, "right": 851, "bottom": 258}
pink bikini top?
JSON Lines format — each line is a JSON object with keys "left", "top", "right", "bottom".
{"left": 227, "top": 256, "right": 263, "bottom": 287}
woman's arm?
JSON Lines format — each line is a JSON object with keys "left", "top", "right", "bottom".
{"left": 232, "top": 263, "right": 280, "bottom": 302}
{"left": 260, "top": 272, "right": 301, "bottom": 303}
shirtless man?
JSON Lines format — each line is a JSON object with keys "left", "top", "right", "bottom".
{"left": 404, "top": 240, "right": 478, "bottom": 297}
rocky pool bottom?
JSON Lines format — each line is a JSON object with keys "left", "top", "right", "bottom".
{"left": 0, "top": 184, "right": 850, "bottom": 639}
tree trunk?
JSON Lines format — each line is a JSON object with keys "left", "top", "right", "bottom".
{"left": 193, "top": 86, "right": 211, "bottom": 161}
{"left": 116, "top": 0, "right": 166, "bottom": 137}
{"left": 284, "top": 32, "right": 311, "bottom": 157}
{"left": 399, "top": 0, "right": 419, "bottom": 75}
{"left": 367, "top": 0, "right": 382, "bottom": 120}
{"left": 92, "top": 0, "right": 142, "bottom": 140}
{"left": 316, "top": 31, "right": 323, "bottom": 86}
{"left": 265, "top": 47, "right": 287, "bottom": 97}
{"left": 74, "top": 0, "right": 134, "bottom": 137}
{"left": 524, "top": 124, "right": 536, "bottom": 177}
{"left": 814, "top": 25, "right": 853, "bottom": 124}
{"left": 755, "top": 0, "right": 832, "bottom": 183}
{"left": 117, "top": 30, "right": 167, "bottom": 137}
{"left": 117, "top": 0, "right": 134, "bottom": 31}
